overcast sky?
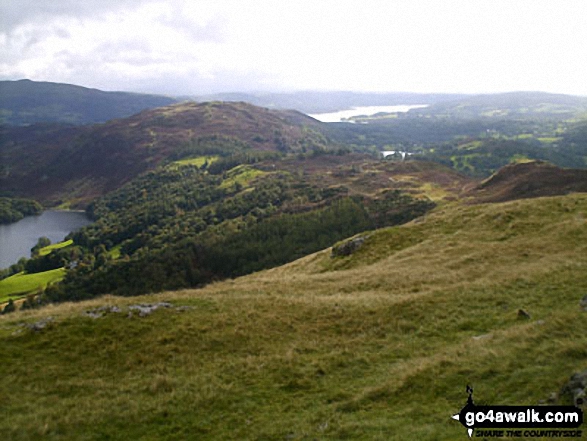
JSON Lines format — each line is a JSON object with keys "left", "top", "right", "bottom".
{"left": 1, "top": 0, "right": 586, "bottom": 96}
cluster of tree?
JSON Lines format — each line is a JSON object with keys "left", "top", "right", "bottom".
{"left": 417, "top": 137, "right": 587, "bottom": 177}
{"left": 23, "top": 150, "right": 433, "bottom": 302}
{"left": 45, "top": 192, "right": 433, "bottom": 301}
{"left": 1, "top": 299, "right": 16, "bottom": 314}
{"left": 25, "top": 244, "right": 86, "bottom": 274}
{"left": 411, "top": 91, "right": 587, "bottom": 120}
{"left": 324, "top": 116, "right": 571, "bottom": 150}
{"left": 78, "top": 165, "right": 298, "bottom": 253}
{"left": 0, "top": 237, "right": 89, "bottom": 282}
{"left": 0, "top": 258, "right": 28, "bottom": 281}
{"left": 0, "top": 197, "right": 42, "bottom": 224}
{"left": 169, "top": 135, "right": 252, "bottom": 160}
{"left": 206, "top": 151, "right": 282, "bottom": 175}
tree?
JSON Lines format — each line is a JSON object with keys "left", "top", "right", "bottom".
{"left": 31, "top": 237, "right": 51, "bottom": 257}
{"left": 2, "top": 299, "right": 16, "bottom": 314}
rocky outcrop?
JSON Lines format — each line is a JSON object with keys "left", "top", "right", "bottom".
{"left": 128, "top": 302, "right": 173, "bottom": 317}
{"left": 559, "top": 370, "right": 587, "bottom": 406}
{"left": 26, "top": 317, "right": 53, "bottom": 331}
{"left": 331, "top": 235, "right": 368, "bottom": 257}
{"left": 84, "top": 305, "right": 121, "bottom": 319}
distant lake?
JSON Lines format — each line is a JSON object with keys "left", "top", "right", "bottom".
{"left": 308, "top": 104, "right": 428, "bottom": 123}
{"left": 0, "top": 210, "right": 92, "bottom": 269}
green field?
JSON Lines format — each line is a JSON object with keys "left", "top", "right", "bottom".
{"left": 38, "top": 239, "right": 73, "bottom": 256}
{"left": 1, "top": 194, "right": 586, "bottom": 439}
{"left": 0, "top": 268, "right": 66, "bottom": 303}
{"left": 108, "top": 244, "right": 122, "bottom": 260}
{"left": 218, "top": 164, "right": 266, "bottom": 190}
{"left": 172, "top": 155, "right": 219, "bottom": 167}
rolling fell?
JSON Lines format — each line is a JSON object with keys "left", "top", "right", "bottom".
{"left": 1, "top": 193, "right": 586, "bottom": 439}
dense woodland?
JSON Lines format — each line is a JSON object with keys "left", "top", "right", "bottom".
{"left": 0, "top": 197, "right": 42, "bottom": 224}
{"left": 41, "top": 158, "right": 432, "bottom": 301}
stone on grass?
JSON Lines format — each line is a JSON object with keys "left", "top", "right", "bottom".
{"left": 331, "top": 236, "right": 367, "bottom": 257}
{"left": 560, "top": 370, "right": 587, "bottom": 406}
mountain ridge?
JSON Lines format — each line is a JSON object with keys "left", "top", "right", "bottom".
{"left": 0, "top": 79, "right": 177, "bottom": 126}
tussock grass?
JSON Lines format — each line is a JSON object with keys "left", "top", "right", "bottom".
{"left": 1, "top": 194, "right": 586, "bottom": 439}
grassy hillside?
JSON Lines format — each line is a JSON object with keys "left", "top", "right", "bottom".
{"left": 1, "top": 193, "right": 585, "bottom": 439}
{"left": 0, "top": 268, "right": 65, "bottom": 303}
{"left": 465, "top": 161, "right": 587, "bottom": 202}
{"left": 0, "top": 79, "right": 177, "bottom": 126}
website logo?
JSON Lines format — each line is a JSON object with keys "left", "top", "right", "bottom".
{"left": 451, "top": 386, "right": 583, "bottom": 438}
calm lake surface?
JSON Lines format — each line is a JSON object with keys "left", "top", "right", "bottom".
{"left": 308, "top": 104, "right": 428, "bottom": 122}
{"left": 0, "top": 210, "right": 92, "bottom": 269}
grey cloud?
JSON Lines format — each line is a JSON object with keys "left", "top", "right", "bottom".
{"left": 0, "top": 0, "right": 146, "bottom": 33}
{"left": 95, "top": 40, "right": 156, "bottom": 66}
{"left": 157, "top": 5, "right": 227, "bottom": 43}
{"left": 1, "top": 24, "right": 69, "bottom": 56}
{"left": 140, "top": 69, "right": 282, "bottom": 96}
{"left": 54, "top": 28, "right": 71, "bottom": 39}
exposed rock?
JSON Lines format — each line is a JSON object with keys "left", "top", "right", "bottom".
{"left": 559, "top": 370, "right": 587, "bottom": 406}
{"left": 331, "top": 235, "right": 367, "bottom": 257}
{"left": 128, "top": 302, "right": 172, "bottom": 317}
{"left": 84, "top": 305, "right": 121, "bottom": 319}
{"left": 82, "top": 302, "right": 180, "bottom": 319}
{"left": 472, "top": 333, "right": 492, "bottom": 341}
{"left": 517, "top": 309, "right": 531, "bottom": 319}
{"left": 26, "top": 317, "right": 53, "bottom": 331}
{"left": 580, "top": 295, "right": 587, "bottom": 311}
{"left": 176, "top": 306, "right": 193, "bottom": 312}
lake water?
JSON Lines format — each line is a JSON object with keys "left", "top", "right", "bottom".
{"left": 0, "top": 210, "right": 92, "bottom": 269}
{"left": 308, "top": 104, "right": 428, "bottom": 123}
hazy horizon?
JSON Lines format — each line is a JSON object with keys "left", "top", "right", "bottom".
{"left": 1, "top": 0, "right": 586, "bottom": 97}
{"left": 6, "top": 78, "right": 587, "bottom": 101}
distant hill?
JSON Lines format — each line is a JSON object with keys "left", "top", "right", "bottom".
{"left": 194, "top": 91, "right": 469, "bottom": 113}
{"left": 0, "top": 79, "right": 177, "bottom": 125}
{"left": 0, "top": 101, "right": 328, "bottom": 206}
{"left": 412, "top": 91, "right": 587, "bottom": 119}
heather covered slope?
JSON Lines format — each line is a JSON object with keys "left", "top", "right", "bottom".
{"left": 465, "top": 161, "right": 587, "bottom": 203}
{"left": 0, "top": 101, "right": 327, "bottom": 206}
{"left": 1, "top": 193, "right": 586, "bottom": 440}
